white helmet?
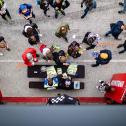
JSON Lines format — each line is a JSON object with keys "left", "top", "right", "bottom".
{"left": 26, "top": 53, "right": 33, "bottom": 60}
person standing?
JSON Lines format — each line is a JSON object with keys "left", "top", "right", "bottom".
{"left": 53, "top": 0, "right": 66, "bottom": 18}
{"left": 18, "top": 3, "right": 35, "bottom": 24}
{"left": 36, "top": 0, "right": 50, "bottom": 17}
{"left": 0, "top": 0, "right": 11, "bottom": 21}
{"left": 55, "top": 23, "right": 70, "bottom": 42}
{"left": 22, "top": 23, "right": 40, "bottom": 37}
{"left": 118, "top": 0, "right": 126, "bottom": 14}
{"left": 81, "top": 0, "right": 96, "bottom": 19}
{"left": 105, "top": 21, "right": 126, "bottom": 40}
{"left": 22, "top": 23, "right": 42, "bottom": 46}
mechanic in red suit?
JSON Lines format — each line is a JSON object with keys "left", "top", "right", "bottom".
{"left": 22, "top": 48, "right": 38, "bottom": 66}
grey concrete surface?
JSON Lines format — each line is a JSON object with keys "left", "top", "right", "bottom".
{"left": 0, "top": 0, "right": 126, "bottom": 97}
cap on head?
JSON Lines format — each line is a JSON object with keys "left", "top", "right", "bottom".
{"left": 100, "top": 53, "right": 108, "bottom": 59}
{"left": 26, "top": 53, "right": 33, "bottom": 60}
{"left": 60, "top": 26, "right": 67, "bottom": 33}
{"left": 61, "top": 26, "right": 65, "bottom": 30}
{"left": 20, "top": 4, "right": 27, "bottom": 11}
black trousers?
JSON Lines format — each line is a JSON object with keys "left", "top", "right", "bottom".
{"left": 27, "top": 12, "right": 35, "bottom": 24}
{"left": 43, "top": 8, "right": 49, "bottom": 16}
{"left": 117, "top": 43, "right": 126, "bottom": 54}
{"left": 86, "top": 45, "right": 96, "bottom": 50}
{"left": 83, "top": 7, "right": 90, "bottom": 17}
{"left": 1, "top": 9, "right": 11, "bottom": 21}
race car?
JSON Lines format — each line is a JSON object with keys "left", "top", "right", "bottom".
{"left": 47, "top": 94, "right": 80, "bottom": 105}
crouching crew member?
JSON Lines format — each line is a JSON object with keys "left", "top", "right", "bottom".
{"left": 22, "top": 48, "right": 39, "bottom": 66}
{"left": 44, "top": 77, "right": 59, "bottom": 90}
{"left": 59, "top": 73, "right": 73, "bottom": 90}
{"left": 39, "top": 44, "right": 54, "bottom": 62}
{"left": 53, "top": 49, "right": 69, "bottom": 67}
{"left": 82, "top": 32, "right": 100, "bottom": 50}
{"left": 68, "top": 41, "right": 83, "bottom": 58}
